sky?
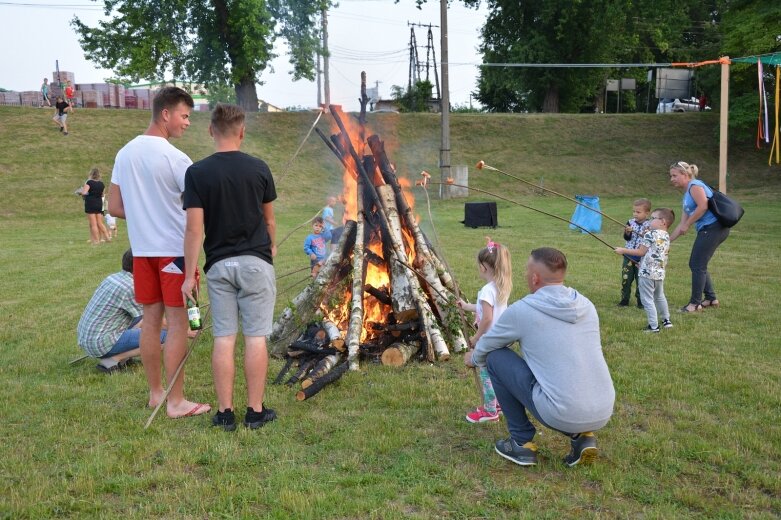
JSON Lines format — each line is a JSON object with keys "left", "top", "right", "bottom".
{"left": 0, "top": 0, "right": 489, "bottom": 111}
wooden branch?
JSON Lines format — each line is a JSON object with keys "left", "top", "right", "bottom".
{"left": 300, "top": 354, "right": 342, "bottom": 389}
{"left": 269, "top": 221, "right": 356, "bottom": 357}
{"left": 345, "top": 175, "right": 366, "bottom": 370}
{"left": 330, "top": 105, "right": 449, "bottom": 361}
{"left": 273, "top": 356, "right": 296, "bottom": 385}
{"left": 381, "top": 341, "right": 421, "bottom": 367}
{"left": 368, "top": 135, "right": 468, "bottom": 353}
{"left": 377, "top": 185, "right": 418, "bottom": 323}
{"left": 286, "top": 357, "right": 317, "bottom": 386}
{"left": 363, "top": 285, "right": 392, "bottom": 306}
{"left": 295, "top": 361, "right": 350, "bottom": 401}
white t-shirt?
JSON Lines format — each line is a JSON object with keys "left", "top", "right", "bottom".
{"left": 476, "top": 281, "right": 507, "bottom": 327}
{"left": 111, "top": 135, "right": 192, "bottom": 256}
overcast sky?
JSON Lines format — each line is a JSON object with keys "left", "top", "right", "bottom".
{"left": 0, "top": 0, "right": 489, "bottom": 111}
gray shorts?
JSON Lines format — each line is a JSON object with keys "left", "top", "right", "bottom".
{"left": 206, "top": 255, "right": 276, "bottom": 337}
{"left": 54, "top": 113, "right": 67, "bottom": 123}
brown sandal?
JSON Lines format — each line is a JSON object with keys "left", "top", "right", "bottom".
{"left": 701, "top": 299, "right": 720, "bottom": 308}
{"left": 679, "top": 303, "right": 703, "bottom": 313}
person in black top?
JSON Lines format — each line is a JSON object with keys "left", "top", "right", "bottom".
{"left": 182, "top": 103, "right": 278, "bottom": 431}
{"left": 81, "top": 168, "right": 111, "bottom": 244}
{"left": 52, "top": 96, "right": 71, "bottom": 135}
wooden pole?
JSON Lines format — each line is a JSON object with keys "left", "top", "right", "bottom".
{"left": 719, "top": 57, "right": 730, "bottom": 194}
{"left": 439, "top": 0, "right": 451, "bottom": 199}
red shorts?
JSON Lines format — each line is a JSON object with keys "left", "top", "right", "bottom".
{"left": 133, "top": 257, "right": 199, "bottom": 307}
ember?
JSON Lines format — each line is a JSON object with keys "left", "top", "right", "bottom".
{"left": 270, "top": 85, "right": 467, "bottom": 401}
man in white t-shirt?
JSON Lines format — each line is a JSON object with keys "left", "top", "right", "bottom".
{"left": 108, "top": 86, "right": 210, "bottom": 419}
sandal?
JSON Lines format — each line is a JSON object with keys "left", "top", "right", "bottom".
{"left": 701, "top": 299, "right": 720, "bottom": 309}
{"left": 679, "top": 303, "right": 703, "bottom": 313}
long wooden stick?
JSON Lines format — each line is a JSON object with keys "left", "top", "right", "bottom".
{"left": 144, "top": 306, "right": 211, "bottom": 429}
{"left": 427, "top": 181, "right": 629, "bottom": 255}
{"left": 477, "top": 161, "right": 625, "bottom": 227}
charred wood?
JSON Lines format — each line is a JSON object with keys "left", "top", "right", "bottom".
{"left": 269, "top": 221, "right": 356, "bottom": 357}
{"left": 295, "top": 361, "right": 350, "bottom": 401}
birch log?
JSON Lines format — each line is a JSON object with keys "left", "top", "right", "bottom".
{"left": 295, "top": 361, "right": 350, "bottom": 401}
{"left": 269, "top": 221, "right": 356, "bottom": 357}
{"left": 345, "top": 174, "right": 366, "bottom": 370}
{"left": 381, "top": 341, "right": 421, "bottom": 367}
{"left": 368, "top": 135, "right": 468, "bottom": 353}
{"left": 377, "top": 185, "right": 418, "bottom": 322}
{"left": 330, "top": 106, "right": 449, "bottom": 361}
{"left": 300, "top": 354, "right": 342, "bottom": 389}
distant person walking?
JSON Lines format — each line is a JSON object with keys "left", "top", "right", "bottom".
{"left": 52, "top": 96, "right": 70, "bottom": 135}
{"left": 40, "top": 78, "right": 51, "bottom": 107}
{"left": 109, "top": 86, "right": 210, "bottom": 419}
{"left": 64, "top": 80, "right": 76, "bottom": 109}
{"left": 80, "top": 168, "right": 112, "bottom": 245}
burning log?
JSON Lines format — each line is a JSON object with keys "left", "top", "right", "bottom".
{"left": 295, "top": 361, "right": 350, "bottom": 401}
{"left": 381, "top": 341, "right": 422, "bottom": 367}
{"left": 330, "top": 105, "right": 451, "bottom": 361}
{"left": 300, "top": 353, "right": 341, "bottom": 389}
{"left": 363, "top": 285, "right": 392, "bottom": 306}
{"left": 368, "top": 136, "right": 468, "bottom": 353}
{"left": 345, "top": 174, "right": 367, "bottom": 370}
{"left": 377, "top": 185, "right": 418, "bottom": 322}
{"left": 269, "top": 221, "right": 356, "bottom": 356}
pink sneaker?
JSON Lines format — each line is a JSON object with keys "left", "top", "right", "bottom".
{"left": 466, "top": 406, "right": 500, "bottom": 423}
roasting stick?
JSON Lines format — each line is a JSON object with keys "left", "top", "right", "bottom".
{"left": 276, "top": 210, "right": 321, "bottom": 248}
{"left": 476, "top": 160, "right": 626, "bottom": 228}
{"left": 144, "top": 306, "right": 212, "bottom": 429}
{"left": 417, "top": 173, "right": 482, "bottom": 398}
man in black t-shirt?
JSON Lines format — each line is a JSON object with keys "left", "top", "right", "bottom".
{"left": 52, "top": 96, "right": 71, "bottom": 135}
{"left": 182, "top": 103, "right": 277, "bottom": 431}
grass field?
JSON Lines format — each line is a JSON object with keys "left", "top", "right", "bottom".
{"left": 0, "top": 106, "right": 780, "bottom": 518}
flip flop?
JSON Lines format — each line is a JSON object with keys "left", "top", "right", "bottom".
{"left": 170, "top": 403, "right": 211, "bottom": 419}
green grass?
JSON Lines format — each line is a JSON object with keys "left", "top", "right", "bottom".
{"left": 0, "top": 106, "right": 780, "bottom": 518}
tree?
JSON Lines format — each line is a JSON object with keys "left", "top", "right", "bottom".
{"left": 391, "top": 80, "right": 434, "bottom": 112}
{"left": 72, "top": 0, "right": 330, "bottom": 111}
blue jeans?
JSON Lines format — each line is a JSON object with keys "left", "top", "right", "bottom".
{"left": 689, "top": 222, "right": 730, "bottom": 305}
{"left": 102, "top": 317, "right": 167, "bottom": 358}
{"left": 486, "top": 348, "right": 571, "bottom": 444}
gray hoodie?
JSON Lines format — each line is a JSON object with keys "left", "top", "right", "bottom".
{"left": 472, "top": 284, "right": 615, "bottom": 433}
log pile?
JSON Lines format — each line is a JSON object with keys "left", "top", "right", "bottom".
{"left": 270, "top": 98, "right": 467, "bottom": 401}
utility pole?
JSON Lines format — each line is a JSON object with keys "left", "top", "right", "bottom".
{"left": 316, "top": 51, "right": 322, "bottom": 107}
{"left": 408, "top": 25, "right": 420, "bottom": 91}
{"left": 322, "top": 7, "right": 330, "bottom": 106}
{"left": 439, "top": 0, "right": 450, "bottom": 199}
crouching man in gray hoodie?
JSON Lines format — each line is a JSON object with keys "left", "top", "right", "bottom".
{"left": 465, "top": 247, "right": 615, "bottom": 467}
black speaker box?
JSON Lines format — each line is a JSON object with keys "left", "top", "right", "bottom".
{"left": 463, "top": 202, "right": 498, "bottom": 228}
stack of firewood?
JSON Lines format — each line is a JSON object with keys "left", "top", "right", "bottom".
{"left": 269, "top": 100, "right": 468, "bottom": 401}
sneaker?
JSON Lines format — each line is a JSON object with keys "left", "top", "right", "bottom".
{"left": 563, "top": 432, "right": 598, "bottom": 467}
{"left": 244, "top": 404, "right": 276, "bottom": 429}
{"left": 494, "top": 437, "right": 538, "bottom": 466}
{"left": 63, "top": 132, "right": 69, "bottom": 136}
{"left": 59, "top": 126, "right": 63, "bottom": 132}
{"left": 662, "top": 319, "right": 673, "bottom": 329}
{"left": 466, "top": 406, "right": 500, "bottom": 423}
{"left": 643, "top": 325, "right": 660, "bottom": 333}
{"left": 616, "top": 301, "right": 629, "bottom": 307}
{"left": 636, "top": 302, "right": 644, "bottom": 309}
{"left": 212, "top": 409, "right": 237, "bottom": 432}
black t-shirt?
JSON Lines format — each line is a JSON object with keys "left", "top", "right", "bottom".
{"left": 183, "top": 151, "right": 277, "bottom": 272}
{"left": 55, "top": 101, "right": 69, "bottom": 116}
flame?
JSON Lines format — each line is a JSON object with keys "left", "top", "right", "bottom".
{"left": 323, "top": 107, "right": 425, "bottom": 342}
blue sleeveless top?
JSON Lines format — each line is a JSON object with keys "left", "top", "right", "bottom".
{"left": 683, "top": 179, "right": 717, "bottom": 231}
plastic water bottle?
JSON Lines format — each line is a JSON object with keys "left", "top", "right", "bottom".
{"left": 186, "top": 298, "right": 202, "bottom": 331}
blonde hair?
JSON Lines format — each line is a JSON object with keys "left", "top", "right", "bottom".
{"left": 633, "top": 198, "right": 651, "bottom": 211}
{"left": 89, "top": 167, "right": 101, "bottom": 180}
{"left": 670, "top": 161, "right": 699, "bottom": 179}
{"left": 477, "top": 241, "right": 512, "bottom": 305}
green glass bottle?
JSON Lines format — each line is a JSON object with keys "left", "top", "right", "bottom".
{"left": 186, "top": 298, "right": 202, "bottom": 331}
